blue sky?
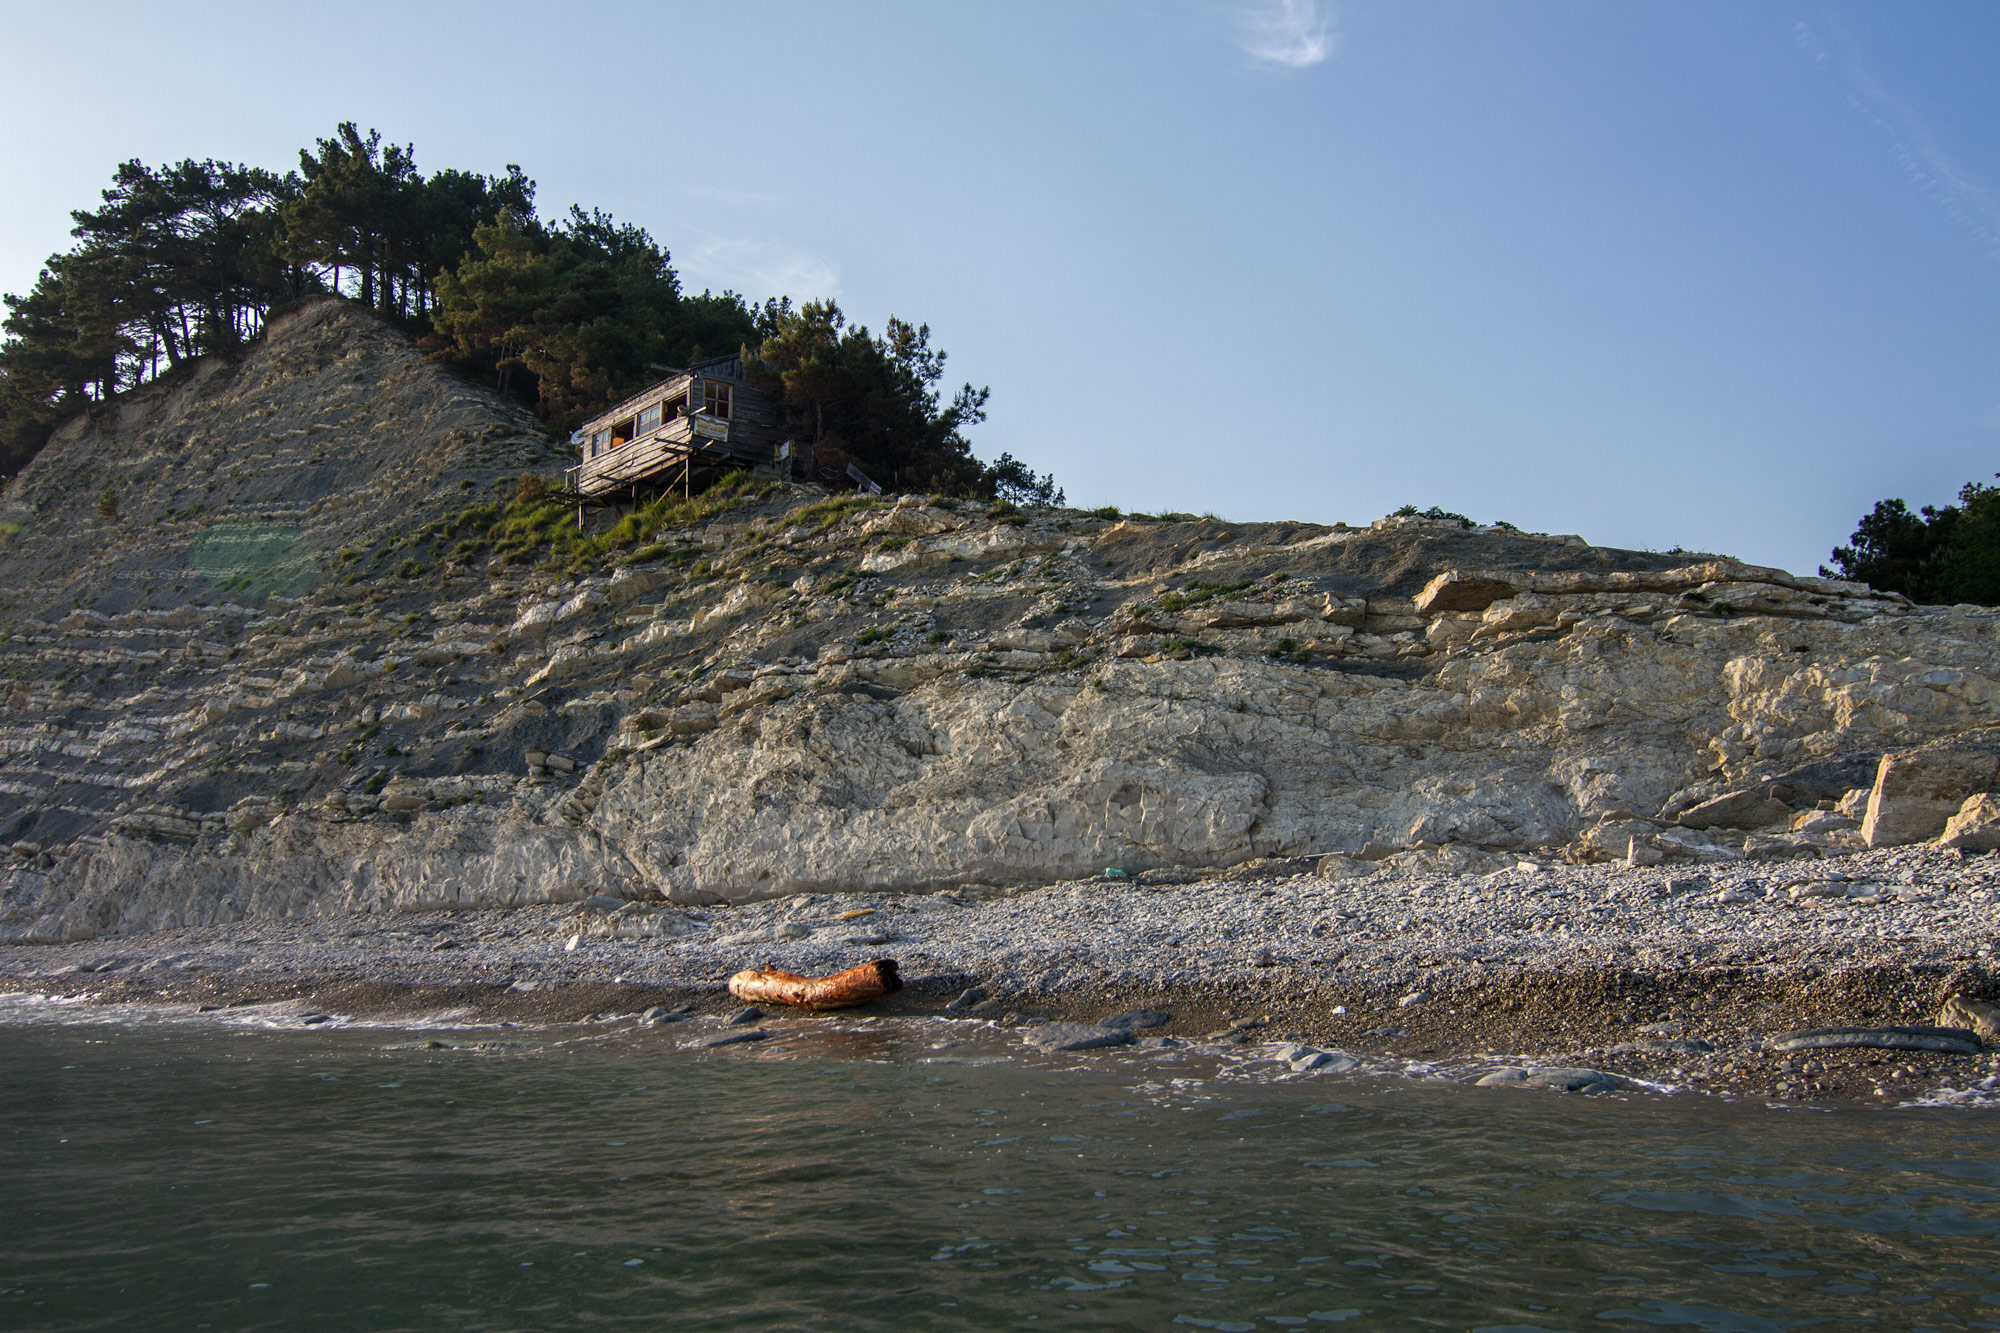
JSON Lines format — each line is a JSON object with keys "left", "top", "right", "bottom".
{"left": 4, "top": 1, "right": 1997, "bottom": 574}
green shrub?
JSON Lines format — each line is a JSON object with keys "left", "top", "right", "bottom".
{"left": 1392, "top": 504, "right": 1473, "bottom": 528}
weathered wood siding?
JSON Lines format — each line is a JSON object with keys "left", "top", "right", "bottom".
{"left": 567, "top": 359, "right": 792, "bottom": 499}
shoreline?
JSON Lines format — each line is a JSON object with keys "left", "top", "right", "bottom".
{"left": 5, "top": 843, "right": 1997, "bottom": 1106}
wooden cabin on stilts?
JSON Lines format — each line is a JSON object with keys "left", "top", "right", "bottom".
{"left": 559, "top": 355, "right": 803, "bottom": 525}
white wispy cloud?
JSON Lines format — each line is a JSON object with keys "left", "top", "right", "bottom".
{"left": 680, "top": 234, "right": 841, "bottom": 302}
{"left": 1797, "top": 19, "right": 2000, "bottom": 265}
{"left": 1238, "top": 0, "right": 1337, "bottom": 69}
{"left": 682, "top": 183, "right": 784, "bottom": 209}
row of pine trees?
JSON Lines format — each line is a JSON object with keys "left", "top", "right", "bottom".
{"left": 0, "top": 123, "right": 1060, "bottom": 504}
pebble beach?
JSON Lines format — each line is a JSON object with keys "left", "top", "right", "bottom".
{"left": 7, "top": 842, "right": 1997, "bottom": 1107}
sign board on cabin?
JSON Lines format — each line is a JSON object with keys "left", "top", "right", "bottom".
{"left": 692, "top": 415, "right": 729, "bottom": 442}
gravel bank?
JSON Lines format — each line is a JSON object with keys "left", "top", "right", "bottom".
{"left": 5, "top": 843, "right": 1998, "bottom": 1106}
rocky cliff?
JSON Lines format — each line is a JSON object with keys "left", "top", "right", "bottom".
{"left": 4, "top": 299, "right": 1998, "bottom": 943}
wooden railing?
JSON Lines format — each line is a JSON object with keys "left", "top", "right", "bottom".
{"left": 563, "top": 413, "right": 772, "bottom": 500}
{"left": 571, "top": 417, "right": 695, "bottom": 497}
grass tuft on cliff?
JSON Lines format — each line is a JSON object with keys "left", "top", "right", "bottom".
{"left": 421, "top": 470, "right": 790, "bottom": 575}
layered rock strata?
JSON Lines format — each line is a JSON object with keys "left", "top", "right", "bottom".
{"left": 3, "top": 300, "right": 1999, "bottom": 942}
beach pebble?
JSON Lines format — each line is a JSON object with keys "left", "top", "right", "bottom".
{"left": 694, "top": 1029, "right": 768, "bottom": 1048}
{"left": 1292, "top": 1051, "right": 1359, "bottom": 1074}
{"left": 1270, "top": 1042, "right": 1360, "bottom": 1073}
{"left": 1397, "top": 991, "right": 1428, "bottom": 1008}
{"left": 726, "top": 1007, "right": 764, "bottom": 1025}
{"left": 1023, "top": 1022, "right": 1134, "bottom": 1053}
{"left": 1476, "top": 1068, "right": 1529, "bottom": 1086}
{"left": 944, "top": 985, "right": 988, "bottom": 1011}
{"left": 1102, "top": 1008, "right": 1171, "bottom": 1031}
{"left": 773, "top": 922, "right": 811, "bottom": 941}
{"left": 1476, "top": 1066, "right": 1624, "bottom": 1092}
{"left": 1525, "top": 1067, "right": 1623, "bottom": 1092}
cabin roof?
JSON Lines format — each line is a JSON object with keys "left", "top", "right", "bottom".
{"left": 573, "top": 355, "right": 754, "bottom": 437}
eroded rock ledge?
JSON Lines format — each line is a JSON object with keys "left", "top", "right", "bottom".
{"left": 2, "top": 301, "right": 1999, "bottom": 942}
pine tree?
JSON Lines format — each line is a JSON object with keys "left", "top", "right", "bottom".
{"left": 747, "top": 300, "right": 992, "bottom": 495}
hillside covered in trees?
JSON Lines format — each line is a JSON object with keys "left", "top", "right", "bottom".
{"left": 0, "top": 123, "right": 1057, "bottom": 505}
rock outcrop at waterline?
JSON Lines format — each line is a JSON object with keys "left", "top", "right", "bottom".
{"left": 3, "top": 299, "right": 1999, "bottom": 942}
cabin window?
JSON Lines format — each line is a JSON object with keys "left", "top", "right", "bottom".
{"left": 611, "top": 418, "right": 634, "bottom": 447}
{"left": 703, "top": 382, "right": 731, "bottom": 419}
{"left": 636, "top": 402, "right": 662, "bottom": 435}
{"left": 590, "top": 429, "right": 610, "bottom": 457}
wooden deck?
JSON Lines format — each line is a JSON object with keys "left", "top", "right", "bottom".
{"left": 564, "top": 414, "right": 777, "bottom": 501}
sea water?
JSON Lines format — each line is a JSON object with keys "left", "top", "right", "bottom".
{"left": 3, "top": 1001, "right": 1999, "bottom": 1331}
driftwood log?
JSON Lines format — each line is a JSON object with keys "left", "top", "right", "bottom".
{"left": 727, "top": 959, "right": 902, "bottom": 1011}
{"left": 1769, "top": 1025, "right": 1981, "bottom": 1056}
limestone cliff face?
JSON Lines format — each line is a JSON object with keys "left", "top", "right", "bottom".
{"left": 3, "top": 301, "right": 1997, "bottom": 941}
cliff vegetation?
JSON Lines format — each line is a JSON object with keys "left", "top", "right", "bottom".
{"left": 0, "top": 124, "right": 1052, "bottom": 505}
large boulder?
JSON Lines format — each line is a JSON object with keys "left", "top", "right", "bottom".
{"left": 1938, "top": 994, "right": 2000, "bottom": 1044}
{"left": 1940, "top": 793, "right": 2000, "bottom": 852}
{"left": 1414, "top": 571, "right": 1518, "bottom": 615}
{"left": 1861, "top": 737, "right": 2000, "bottom": 849}
{"left": 1676, "top": 788, "right": 1792, "bottom": 831}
